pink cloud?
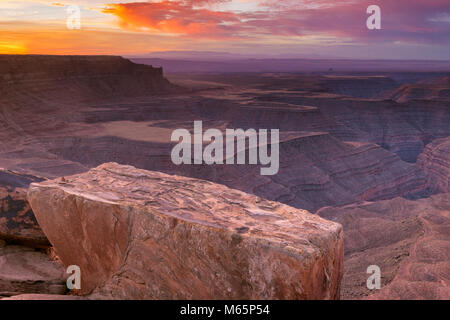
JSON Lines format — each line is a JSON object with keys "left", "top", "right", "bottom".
{"left": 103, "top": 1, "right": 240, "bottom": 39}
{"left": 103, "top": 0, "right": 450, "bottom": 43}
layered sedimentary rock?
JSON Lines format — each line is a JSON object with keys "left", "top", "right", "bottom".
{"left": 0, "top": 56, "right": 448, "bottom": 301}
{"left": 322, "top": 75, "right": 398, "bottom": 98}
{"left": 47, "top": 131, "right": 428, "bottom": 212}
{"left": 417, "top": 137, "right": 450, "bottom": 193}
{"left": 388, "top": 77, "right": 450, "bottom": 102}
{"left": 318, "top": 194, "right": 450, "bottom": 300}
{"left": 0, "top": 170, "right": 65, "bottom": 299}
{"left": 190, "top": 133, "right": 428, "bottom": 212}
{"left": 0, "top": 55, "right": 177, "bottom": 100}
{"left": 0, "top": 55, "right": 178, "bottom": 180}
{"left": 0, "top": 244, "right": 66, "bottom": 297}
{"left": 0, "top": 61, "right": 442, "bottom": 209}
{"left": 28, "top": 163, "right": 344, "bottom": 300}
{"left": 255, "top": 89, "right": 450, "bottom": 162}
{"left": 0, "top": 169, "right": 48, "bottom": 247}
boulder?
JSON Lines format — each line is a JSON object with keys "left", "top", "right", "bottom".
{"left": 28, "top": 162, "right": 344, "bottom": 299}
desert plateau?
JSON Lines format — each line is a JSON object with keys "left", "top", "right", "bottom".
{"left": 0, "top": 54, "right": 447, "bottom": 301}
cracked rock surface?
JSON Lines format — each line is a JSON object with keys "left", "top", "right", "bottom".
{"left": 28, "top": 162, "right": 344, "bottom": 299}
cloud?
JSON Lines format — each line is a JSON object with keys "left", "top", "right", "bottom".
{"left": 0, "top": 21, "right": 187, "bottom": 55}
{"left": 102, "top": 0, "right": 450, "bottom": 44}
{"left": 102, "top": 1, "right": 241, "bottom": 39}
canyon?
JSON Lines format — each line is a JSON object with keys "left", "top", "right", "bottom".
{"left": 0, "top": 55, "right": 449, "bottom": 299}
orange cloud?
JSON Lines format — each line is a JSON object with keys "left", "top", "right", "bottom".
{"left": 103, "top": 0, "right": 450, "bottom": 44}
{"left": 103, "top": 1, "right": 241, "bottom": 39}
{"left": 0, "top": 42, "right": 28, "bottom": 54}
{"left": 0, "top": 22, "right": 174, "bottom": 55}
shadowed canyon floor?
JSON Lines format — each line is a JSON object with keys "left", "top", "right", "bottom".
{"left": 0, "top": 55, "right": 449, "bottom": 299}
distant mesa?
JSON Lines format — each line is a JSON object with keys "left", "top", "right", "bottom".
{"left": 0, "top": 55, "right": 180, "bottom": 99}
{"left": 131, "top": 57, "right": 450, "bottom": 74}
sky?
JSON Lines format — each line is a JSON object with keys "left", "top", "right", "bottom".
{"left": 1, "top": 0, "right": 449, "bottom": 59}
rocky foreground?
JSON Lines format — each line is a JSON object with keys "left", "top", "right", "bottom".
{"left": 26, "top": 163, "right": 344, "bottom": 299}
{"left": 0, "top": 55, "right": 177, "bottom": 99}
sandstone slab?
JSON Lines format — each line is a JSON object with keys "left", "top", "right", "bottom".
{"left": 28, "top": 162, "right": 344, "bottom": 299}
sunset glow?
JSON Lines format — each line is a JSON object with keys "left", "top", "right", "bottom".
{"left": 0, "top": 42, "right": 28, "bottom": 54}
{"left": 1, "top": 0, "right": 449, "bottom": 59}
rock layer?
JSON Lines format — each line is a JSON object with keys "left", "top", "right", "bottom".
{"left": 45, "top": 131, "right": 428, "bottom": 213}
{"left": 27, "top": 163, "right": 344, "bottom": 300}
{"left": 318, "top": 194, "right": 450, "bottom": 300}
{"left": 388, "top": 77, "right": 450, "bottom": 102}
{"left": 0, "top": 55, "right": 177, "bottom": 100}
{"left": 0, "top": 169, "right": 48, "bottom": 247}
{"left": 417, "top": 137, "right": 450, "bottom": 193}
{"left": 0, "top": 244, "right": 66, "bottom": 297}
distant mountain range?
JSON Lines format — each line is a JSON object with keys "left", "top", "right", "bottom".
{"left": 126, "top": 50, "right": 342, "bottom": 61}
{"left": 130, "top": 54, "right": 450, "bottom": 74}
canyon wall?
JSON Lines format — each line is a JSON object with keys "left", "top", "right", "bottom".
{"left": 417, "top": 137, "right": 450, "bottom": 193}
{"left": 388, "top": 77, "right": 450, "bottom": 102}
{"left": 270, "top": 97, "right": 450, "bottom": 163}
{"left": 0, "top": 55, "right": 178, "bottom": 103}
{"left": 45, "top": 131, "right": 429, "bottom": 212}
{"left": 318, "top": 194, "right": 450, "bottom": 300}
{"left": 0, "top": 56, "right": 448, "bottom": 300}
{"left": 0, "top": 169, "right": 48, "bottom": 248}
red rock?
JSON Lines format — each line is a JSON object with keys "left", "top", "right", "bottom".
{"left": 46, "top": 132, "right": 428, "bottom": 213}
{"left": 0, "top": 169, "right": 49, "bottom": 247}
{"left": 0, "top": 57, "right": 448, "bottom": 300}
{"left": 2, "top": 294, "right": 85, "bottom": 300}
{"left": 318, "top": 194, "right": 450, "bottom": 300}
{"left": 28, "top": 163, "right": 344, "bottom": 300}
{"left": 0, "top": 245, "right": 66, "bottom": 296}
{"left": 388, "top": 77, "right": 450, "bottom": 102}
{"left": 0, "top": 55, "right": 178, "bottom": 99}
{"left": 417, "top": 137, "right": 450, "bottom": 193}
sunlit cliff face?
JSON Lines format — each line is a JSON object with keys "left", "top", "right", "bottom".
{"left": 0, "top": 0, "right": 449, "bottom": 59}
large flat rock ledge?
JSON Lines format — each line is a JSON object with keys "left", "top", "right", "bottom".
{"left": 27, "top": 162, "right": 344, "bottom": 299}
